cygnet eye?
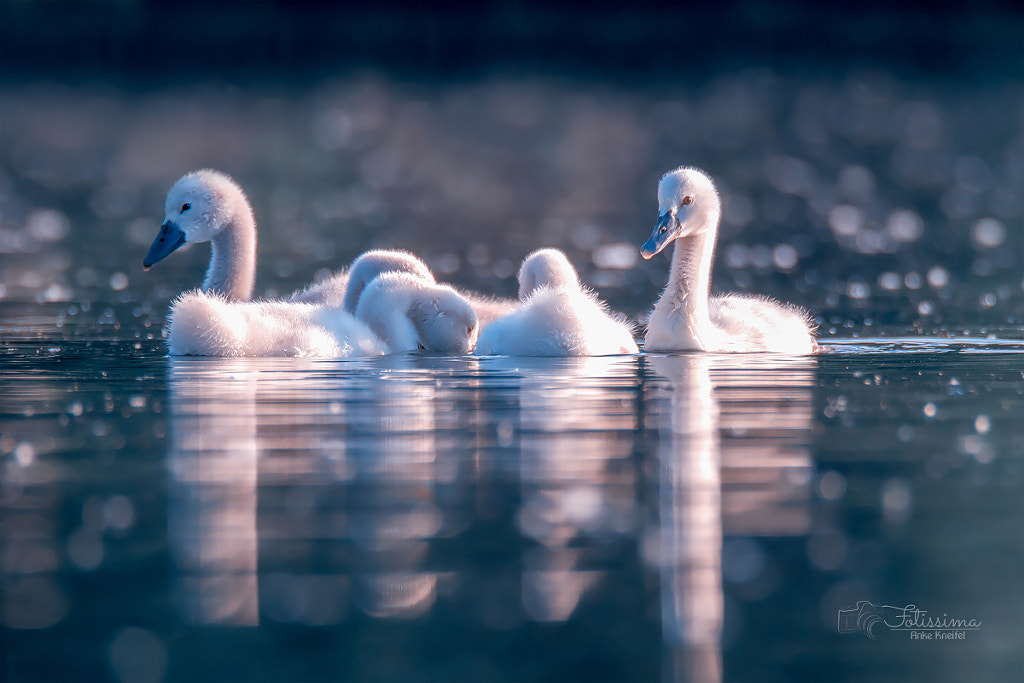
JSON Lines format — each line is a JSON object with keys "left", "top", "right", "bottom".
{"left": 181, "top": 203, "right": 192, "bottom": 213}
{"left": 658, "top": 226, "right": 667, "bottom": 234}
{"left": 466, "top": 326, "right": 472, "bottom": 334}
{"left": 681, "top": 196, "right": 693, "bottom": 206}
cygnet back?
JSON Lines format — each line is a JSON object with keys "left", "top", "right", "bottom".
{"left": 342, "top": 249, "right": 436, "bottom": 313}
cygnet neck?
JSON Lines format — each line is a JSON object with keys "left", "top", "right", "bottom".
{"left": 660, "top": 207, "right": 721, "bottom": 342}
{"left": 203, "top": 211, "right": 257, "bottom": 301}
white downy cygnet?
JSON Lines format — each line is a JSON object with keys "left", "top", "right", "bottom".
{"left": 167, "top": 272, "right": 478, "bottom": 357}
{"left": 640, "top": 167, "right": 817, "bottom": 354}
{"left": 474, "top": 248, "right": 638, "bottom": 356}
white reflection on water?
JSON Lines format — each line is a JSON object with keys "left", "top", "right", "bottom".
{"left": 513, "top": 356, "right": 639, "bottom": 622}
{"left": 168, "top": 360, "right": 259, "bottom": 626}
{"left": 645, "top": 353, "right": 815, "bottom": 683}
{"left": 345, "top": 360, "right": 440, "bottom": 620}
{"left": 647, "top": 355, "right": 723, "bottom": 683}
{"left": 166, "top": 357, "right": 444, "bottom": 625}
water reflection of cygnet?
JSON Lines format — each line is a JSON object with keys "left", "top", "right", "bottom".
{"left": 645, "top": 354, "right": 815, "bottom": 683}
{"left": 646, "top": 355, "right": 723, "bottom": 683}
{"left": 168, "top": 356, "right": 445, "bottom": 626}
{"left": 168, "top": 359, "right": 260, "bottom": 626}
{"left": 513, "top": 356, "right": 640, "bottom": 622}
{"left": 343, "top": 357, "right": 442, "bottom": 621}
{"left": 235, "top": 359, "right": 355, "bottom": 626}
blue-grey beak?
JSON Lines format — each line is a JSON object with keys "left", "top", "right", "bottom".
{"left": 143, "top": 220, "right": 186, "bottom": 269}
{"left": 640, "top": 211, "right": 677, "bottom": 260}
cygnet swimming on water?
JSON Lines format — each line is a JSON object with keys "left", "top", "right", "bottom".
{"left": 640, "top": 167, "right": 817, "bottom": 354}
{"left": 474, "top": 248, "right": 638, "bottom": 357}
{"left": 167, "top": 273, "right": 477, "bottom": 357}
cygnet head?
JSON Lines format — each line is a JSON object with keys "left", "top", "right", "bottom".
{"left": 517, "top": 248, "right": 580, "bottom": 300}
{"left": 144, "top": 170, "right": 252, "bottom": 269}
{"left": 410, "top": 286, "right": 479, "bottom": 355}
{"left": 358, "top": 272, "right": 479, "bottom": 354}
{"left": 640, "top": 167, "right": 720, "bottom": 259}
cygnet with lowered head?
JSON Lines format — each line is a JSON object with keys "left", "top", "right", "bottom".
{"left": 640, "top": 167, "right": 817, "bottom": 353}
{"left": 474, "top": 248, "right": 638, "bottom": 356}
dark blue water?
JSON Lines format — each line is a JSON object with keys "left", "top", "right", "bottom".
{"left": 2, "top": 304, "right": 1022, "bottom": 682}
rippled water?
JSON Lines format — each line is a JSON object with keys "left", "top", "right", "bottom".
{"left": 2, "top": 305, "right": 1022, "bottom": 682}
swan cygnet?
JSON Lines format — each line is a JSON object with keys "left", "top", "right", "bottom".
{"left": 474, "top": 248, "right": 639, "bottom": 357}
{"left": 640, "top": 167, "right": 817, "bottom": 354}
{"left": 355, "top": 272, "right": 479, "bottom": 354}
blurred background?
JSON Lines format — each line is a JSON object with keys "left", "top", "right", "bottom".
{"left": 1, "top": 0, "right": 1021, "bottom": 332}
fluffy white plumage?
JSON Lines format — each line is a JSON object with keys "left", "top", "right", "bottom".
{"left": 167, "top": 272, "right": 478, "bottom": 358}
{"left": 474, "top": 248, "right": 638, "bottom": 357}
{"left": 148, "top": 173, "right": 482, "bottom": 357}
{"left": 341, "top": 249, "right": 435, "bottom": 312}
{"left": 287, "top": 248, "right": 437, "bottom": 309}
{"left": 640, "top": 167, "right": 817, "bottom": 354}
{"left": 167, "top": 290, "right": 382, "bottom": 357}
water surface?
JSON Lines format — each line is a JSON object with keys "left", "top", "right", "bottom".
{"left": 2, "top": 307, "right": 1021, "bottom": 682}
